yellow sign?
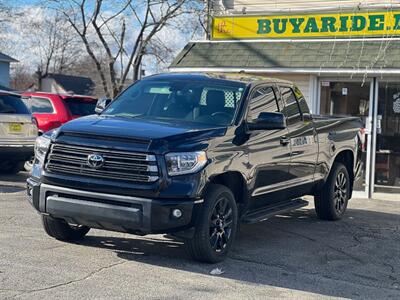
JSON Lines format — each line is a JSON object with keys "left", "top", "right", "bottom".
{"left": 212, "top": 10, "right": 400, "bottom": 39}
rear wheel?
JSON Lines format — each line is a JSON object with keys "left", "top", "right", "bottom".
{"left": 186, "top": 184, "right": 238, "bottom": 263}
{"left": 42, "top": 215, "right": 90, "bottom": 241}
{"left": 315, "top": 162, "right": 350, "bottom": 220}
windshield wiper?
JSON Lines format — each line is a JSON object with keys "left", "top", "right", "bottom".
{"left": 107, "top": 113, "right": 143, "bottom": 119}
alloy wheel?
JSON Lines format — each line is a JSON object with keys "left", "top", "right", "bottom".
{"left": 334, "top": 171, "right": 348, "bottom": 213}
{"left": 209, "top": 197, "right": 233, "bottom": 253}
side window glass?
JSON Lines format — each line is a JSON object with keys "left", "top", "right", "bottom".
{"left": 293, "top": 86, "right": 310, "bottom": 117}
{"left": 248, "top": 86, "right": 279, "bottom": 122}
{"left": 31, "top": 97, "right": 54, "bottom": 113}
{"left": 280, "top": 87, "right": 302, "bottom": 124}
{"left": 200, "top": 88, "right": 243, "bottom": 108}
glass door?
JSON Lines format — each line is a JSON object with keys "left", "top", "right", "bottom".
{"left": 319, "top": 79, "right": 373, "bottom": 197}
{"left": 373, "top": 79, "right": 400, "bottom": 197}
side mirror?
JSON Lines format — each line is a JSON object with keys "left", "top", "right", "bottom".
{"left": 95, "top": 98, "right": 112, "bottom": 114}
{"left": 247, "top": 112, "right": 286, "bottom": 131}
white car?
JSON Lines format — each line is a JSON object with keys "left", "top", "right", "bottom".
{"left": 0, "top": 90, "right": 37, "bottom": 174}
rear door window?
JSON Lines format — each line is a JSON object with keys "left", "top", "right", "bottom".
{"left": 293, "top": 85, "right": 311, "bottom": 118}
{"left": 64, "top": 98, "right": 96, "bottom": 116}
{"left": 0, "top": 94, "right": 30, "bottom": 114}
{"left": 31, "top": 97, "right": 54, "bottom": 113}
{"left": 280, "top": 87, "right": 302, "bottom": 125}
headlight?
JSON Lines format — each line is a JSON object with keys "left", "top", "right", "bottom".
{"left": 165, "top": 151, "right": 207, "bottom": 176}
{"left": 34, "top": 135, "right": 51, "bottom": 164}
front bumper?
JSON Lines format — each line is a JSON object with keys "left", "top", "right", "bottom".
{"left": 27, "top": 179, "right": 202, "bottom": 235}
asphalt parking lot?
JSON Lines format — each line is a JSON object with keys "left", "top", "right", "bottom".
{"left": 0, "top": 173, "right": 399, "bottom": 299}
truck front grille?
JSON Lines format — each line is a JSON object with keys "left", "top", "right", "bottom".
{"left": 45, "top": 143, "right": 159, "bottom": 183}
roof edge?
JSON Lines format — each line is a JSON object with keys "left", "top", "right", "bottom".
{"left": 189, "top": 37, "right": 400, "bottom": 44}
{"left": 225, "top": 4, "right": 400, "bottom": 17}
{"left": 169, "top": 67, "right": 400, "bottom": 75}
{"left": 0, "top": 52, "right": 18, "bottom": 63}
{"left": 0, "top": 58, "right": 19, "bottom": 63}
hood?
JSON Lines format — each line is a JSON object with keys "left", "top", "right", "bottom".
{"left": 58, "top": 115, "right": 227, "bottom": 152}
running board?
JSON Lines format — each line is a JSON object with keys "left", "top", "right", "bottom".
{"left": 242, "top": 199, "right": 309, "bottom": 224}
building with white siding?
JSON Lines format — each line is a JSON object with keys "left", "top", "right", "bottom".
{"left": 171, "top": 1, "right": 400, "bottom": 199}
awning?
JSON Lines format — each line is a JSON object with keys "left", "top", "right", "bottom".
{"left": 170, "top": 40, "right": 400, "bottom": 75}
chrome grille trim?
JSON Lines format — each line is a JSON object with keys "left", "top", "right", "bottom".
{"left": 50, "top": 144, "right": 156, "bottom": 161}
{"left": 45, "top": 143, "right": 159, "bottom": 183}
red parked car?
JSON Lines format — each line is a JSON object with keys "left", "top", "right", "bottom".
{"left": 21, "top": 92, "right": 98, "bottom": 134}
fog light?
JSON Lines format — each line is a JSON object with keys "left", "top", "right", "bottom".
{"left": 172, "top": 209, "right": 182, "bottom": 218}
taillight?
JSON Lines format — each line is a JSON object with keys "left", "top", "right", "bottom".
{"left": 359, "top": 128, "right": 366, "bottom": 152}
{"left": 31, "top": 117, "right": 38, "bottom": 128}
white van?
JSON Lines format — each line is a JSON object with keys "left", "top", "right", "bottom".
{"left": 0, "top": 90, "right": 37, "bottom": 174}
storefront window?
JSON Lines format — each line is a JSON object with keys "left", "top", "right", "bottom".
{"left": 320, "top": 81, "right": 370, "bottom": 118}
{"left": 320, "top": 81, "right": 370, "bottom": 194}
{"left": 375, "top": 82, "right": 400, "bottom": 194}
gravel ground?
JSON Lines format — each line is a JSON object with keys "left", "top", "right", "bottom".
{"left": 0, "top": 173, "right": 399, "bottom": 299}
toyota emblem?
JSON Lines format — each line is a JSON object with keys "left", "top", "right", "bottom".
{"left": 87, "top": 153, "right": 105, "bottom": 169}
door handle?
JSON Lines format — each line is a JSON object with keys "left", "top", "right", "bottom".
{"left": 280, "top": 136, "right": 290, "bottom": 146}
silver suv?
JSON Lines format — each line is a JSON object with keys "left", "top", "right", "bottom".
{"left": 0, "top": 90, "right": 37, "bottom": 174}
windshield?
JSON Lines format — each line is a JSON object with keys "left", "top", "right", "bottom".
{"left": 64, "top": 97, "right": 97, "bottom": 116}
{"left": 0, "top": 93, "right": 30, "bottom": 114}
{"left": 103, "top": 78, "right": 246, "bottom": 126}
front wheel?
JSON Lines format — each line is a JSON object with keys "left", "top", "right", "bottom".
{"left": 42, "top": 215, "right": 90, "bottom": 241}
{"left": 314, "top": 162, "right": 350, "bottom": 220}
{"left": 186, "top": 184, "right": 238, "bottom": 263}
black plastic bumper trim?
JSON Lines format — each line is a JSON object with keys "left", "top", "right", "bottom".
{"left": 27, "top": 182, "right": 201, "bottom": 234}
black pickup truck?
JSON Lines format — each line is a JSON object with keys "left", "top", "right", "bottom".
{"left": 27, "top": 73, "right": 362, "bottom": 263}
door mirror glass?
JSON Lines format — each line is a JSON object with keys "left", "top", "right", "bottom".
{"left": 95, "top": 98, "right": 112, "bottom": 114}
{"left": 247, "top": 112, "right": 286, "bottom": 131}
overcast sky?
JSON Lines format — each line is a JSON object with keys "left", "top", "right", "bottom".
{"left": 1, "top": 1, "right": 204, "bottom": 76}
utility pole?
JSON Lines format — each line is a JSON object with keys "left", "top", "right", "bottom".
{"left": 206, "top": 0, "right": 212, "bottom": 40}
{"left": 35, "top": 67, "right": 43, "bottom": 91}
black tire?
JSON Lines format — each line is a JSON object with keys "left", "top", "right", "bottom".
{"left": 0, "top": 161, "right": 24, "bottom": 174}
{"left": 314, "top": 162, "right": 350, "bottom": 221}
{"left": 186, "top": 184, "right": 238, "bottom": 263}
{"left": 42, "top": 215, "right": 90, "bottom": 241}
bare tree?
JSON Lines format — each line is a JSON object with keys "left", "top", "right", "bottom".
{"left": 49, "top": 0, "right": 203, "bottom": 98}
{"left": 64, "top": 54, "right": 111, "bottom": 97}
{"left": 10, "top": 65, "right": 36, "bottom": 91}
{"left": 32, "top": 13, "right": 81, "bottom": 76}
{"left": 1, "top": 4, "right": 82, "bottom": 80}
